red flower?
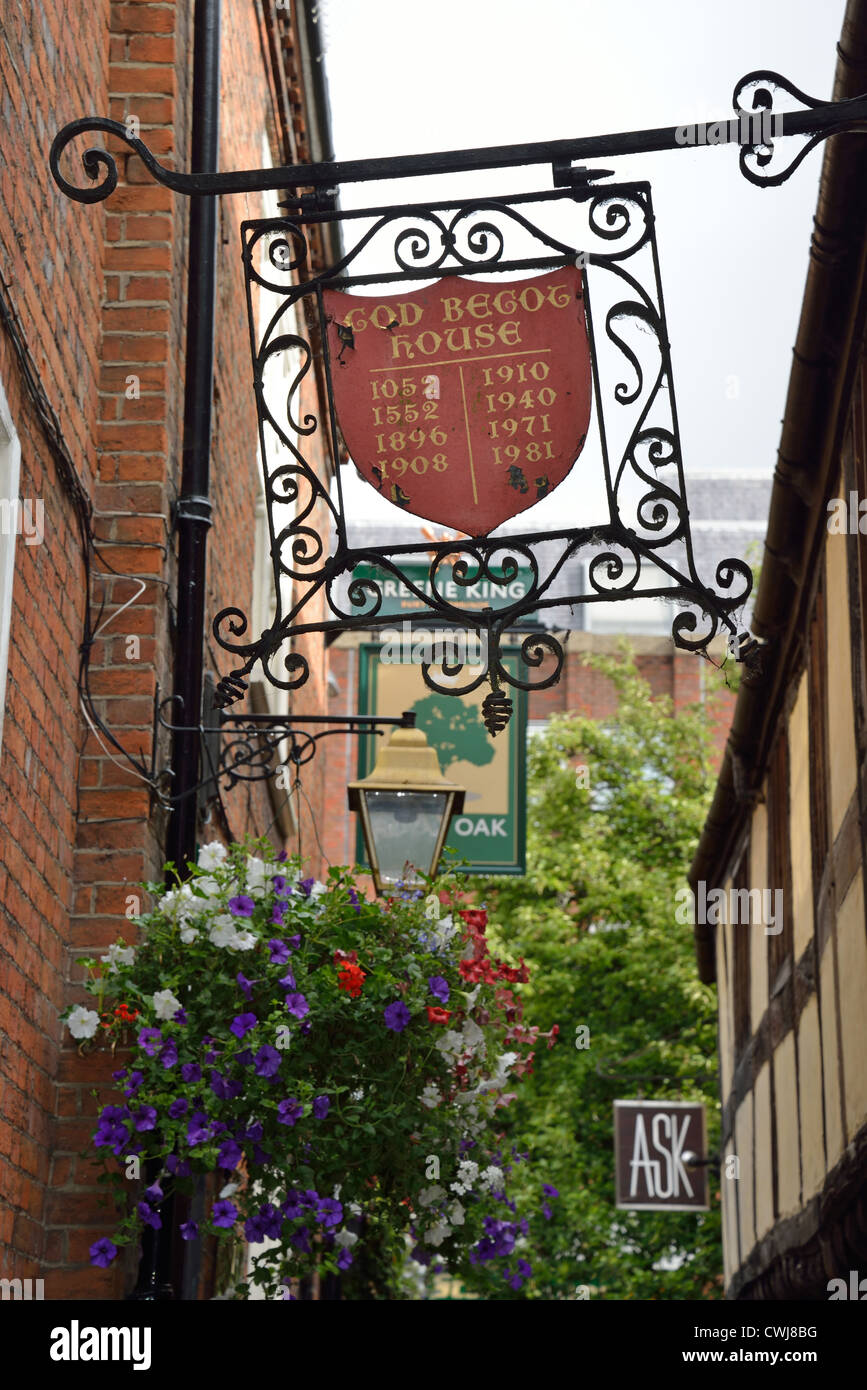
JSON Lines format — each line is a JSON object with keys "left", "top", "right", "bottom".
{"left": 458, "top": 908, "right": 487, "bottom": 931}
{"left": 337, "top": 962, "right": 366, "bottom": 998}
{"left": 426, "top": 1006, "right": 451, "bottom": 1026}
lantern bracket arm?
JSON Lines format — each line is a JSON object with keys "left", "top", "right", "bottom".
{"left": 148, "top": 687, "right": 417, "bottom": 805}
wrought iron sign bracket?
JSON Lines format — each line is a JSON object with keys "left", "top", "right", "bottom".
{"left": 49, "top": 69, "right": 865, "bottom": 730}
{"left": 50, "top": 72, "right": 867, "bottom": 200}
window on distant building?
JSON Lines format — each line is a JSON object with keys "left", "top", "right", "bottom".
{"left": 0, "top": 376, "right": 21, "bottom": 756}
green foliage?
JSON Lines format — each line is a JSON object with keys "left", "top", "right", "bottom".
{"left": 471, "top": 646, "right": 724, "bottom": 1299}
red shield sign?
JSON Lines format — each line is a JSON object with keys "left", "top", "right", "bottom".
{"left": 323, "top": 267, "right": 592, "bottom": 533}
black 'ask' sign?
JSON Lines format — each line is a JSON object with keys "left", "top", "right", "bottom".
{"left": 614, "top": 1100, "right": 708, "bottom": 1211}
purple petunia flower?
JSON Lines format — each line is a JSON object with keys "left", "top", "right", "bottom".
{"left": 348, "top": 887, "right": 361, "bottom": 914}
{"left": 316, "top": 1197, "right": 343, "bottom": 1229}
{"left": 251, "top": 1143, "right": 273, "bottom": 1167}
{"left": 312, "top": 1095, "right": 330, "bottom": 1119}
{"left": 384, "top": 1000, "right": 411, "bottom": 1033}
{"left": 272, "top": 875, "right": 289, "bottom": 897}
{"left": 230, "top": 1012, "right": 258, "bottom": 1039}
{"left": 428, "top": 975, "right": 450, "bottom": 1004}
{"left": 277, "top": 1097, "right": 303, "bottom": 1127}
{"left": 159, "top": 1038, "right": 178, "bottom": 1069}
{"left": 133, "top": 1105, "right": 158, "bottom": 1133}
{"left": 112, "top": 1069, "right": 127, "bottom": 1081}
{"left": 210, "top": 1070, "right": 243, "bottom": 1101}
{"left": 270, "top": 902, "right": 287, "bottom": 927}
{"left": 278, "top": 968, "right": 296, "bottom": 991}
{"left": 211, "top": 1199, "right": 238, "bottom": 1229}
{"left": 337, "top": 1248, "right": 353, "bottom": 1270}
{"left": 236, "top": 971, "right": 254, "bottom": 1000}
{"left": 277, "top": 849, "right": 288, "bottom": 862}
{"left": 542, "top": 1183, "right": 559, "bottom": 1199}
{"left": 137, "top": 1201, "right": 161, "bottom": 1230}
{"left": 268, "top": 939, "right": 290, "bottom": 964}
{"left": 284, "top": 993, "right": 309, "bottom": 1020}
{"left": 89, "top": 1237, "right": 117, "bottom": 1268}
{"left": 282, "top": 1190, "right": 304, "bottom": 1220}
{"left": 173, "top": 1007, "right": 188, "bottom": 1025}
{"left": 253, "top": 1045, "right": 281, "bottom": 1078}
{"left": 217, "top": 1139, "right": 242, "bottom": 1170}
{"left": 165, "top": 1154, "right": 192, "bottom": 1177}
{"left": 245, "top": 1120, "right": 263, "bottom": 1142}
{"left": 287, "top": 934, "right": 301, "bottom": 950}
{"left": 291, "top": 1225, "right": 312, "bottom": 1253}
{"left": 180, "top": 1221, "right": 199, "bottom": 1241}
{"left": 168, "top": 1098, "right": 189, "bottom": 1119}
{"left": 181, "top": 1062, "right": 201, "bottom": 1084}
{"left": 229, "top": 895, "right": 255, "bottom": 917}
{"left": 145, "top": 1181, "right": 163, "bottom": 1203}
{"left": 137, "top": 1027, "right": 162, "bottom": 1057}
{"left": 187, "top": 1110, "right": 212, "bottom": 1145}
{"left": 298, "top": 877, "right": 315, "bottom": 898}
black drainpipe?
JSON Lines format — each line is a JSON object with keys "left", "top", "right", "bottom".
{"left": 130, "top": 0, "right": 221, "bottom": 1301}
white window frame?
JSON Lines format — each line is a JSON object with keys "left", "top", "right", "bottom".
{"left": 0, "top": 375, "right": 21, "bottom": 756}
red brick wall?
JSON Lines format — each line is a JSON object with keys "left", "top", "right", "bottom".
{"left": 0, "top": 0, "right": 332, "bottom": 1298}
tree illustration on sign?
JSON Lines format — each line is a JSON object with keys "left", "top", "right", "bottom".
{"left": 411, "top": 694, "right": 496, "bottom": 774}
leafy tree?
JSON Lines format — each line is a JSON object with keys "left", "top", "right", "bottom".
{"left": 471, "top": 647, "right": 724, "bottom": 1300}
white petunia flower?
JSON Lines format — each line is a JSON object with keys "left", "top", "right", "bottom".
{"left": 209, "top": 917, "right": 237, "bottom": 948}
{"left": 219, "top": 1181, "right": 240, "bottom": 1199}
{"left": 195, "top": 875, "right": 221, "bottom": 899}
{"left": 420, "top": 1083, "right": 443, "bottom": 1110}
{"left": 229, "top": 930, "right": 257, "bottom": 951}
{"left": 448, "top": 1200, "right": 465, "bottom": 1226}
{"left": 480, "top": 1165, "right": 505, "bottom": 1193}
{"left": 198, "top": 841, "right": 228, "bottom": 870}
{"left": 435, "top": 1029, "right": 464, "bottom": 1058}
{"left": 450, "top": 1182, "right": 467, "bottom": 1197}
{"left": 418, "top": 1184, "right": 446, "bottom": 1208}
{"left": 424, "top": 1219, "right": 450, "bottom": 1247}
{"left": 67, "top": 1005, "right": 100, "bottom": 1040}
{"left": 179, "top": 924, "right": 199, "bottom": 944}
{"left": 101, "top": 942, "right": 135, "bottom": 972}
{"left": 457, "top": 1159, "right": 479, "bottom": 1187}
{"left": 245, "top": 856, "right": 269, "bottom": 897}
{"left": 335, "top": 1228, "right": 358, "bottom": 1249}
{"left": 432, "top": 913, "right": 457, "bottom": 949}
{"left": 462, "top": 1019, "right": 485, "bottom": 1053}
{"left": 153, "top": 989, "right": 182, "bottom": 1021}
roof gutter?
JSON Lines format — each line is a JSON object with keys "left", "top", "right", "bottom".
{"left": 690, "top": 0, "right": 867, "bottom": 982}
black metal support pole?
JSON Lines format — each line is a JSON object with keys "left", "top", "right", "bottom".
{"left": 129, "top": 0, "right": 221, "bottom": 1303}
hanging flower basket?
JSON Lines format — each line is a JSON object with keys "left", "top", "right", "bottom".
{"left": 65, "top": 840, "right": 559, "bottom": 1298}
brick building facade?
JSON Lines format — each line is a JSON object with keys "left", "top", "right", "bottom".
{"left": 0, "top": 0, "right": 333, "bottom": 1298}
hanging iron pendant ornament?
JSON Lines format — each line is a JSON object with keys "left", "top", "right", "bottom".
{"left": 323, "top": 267, "right": 592, "bottom": 531}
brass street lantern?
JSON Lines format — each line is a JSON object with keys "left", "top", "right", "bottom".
{"left": 348, "top": 727, "right": 465, "bottom": 895}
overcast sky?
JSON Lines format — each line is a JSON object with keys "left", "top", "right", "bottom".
{"left": 316, "top": 0, "right": 847, "bottom": 537}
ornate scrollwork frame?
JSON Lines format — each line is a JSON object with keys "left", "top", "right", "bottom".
{"left": 209, "top": 180, "right": 752, "bottom": 724}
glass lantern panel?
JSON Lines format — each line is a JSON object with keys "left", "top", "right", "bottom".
{"left": 364, "top": 789, "right": 448, "bottom": 885}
